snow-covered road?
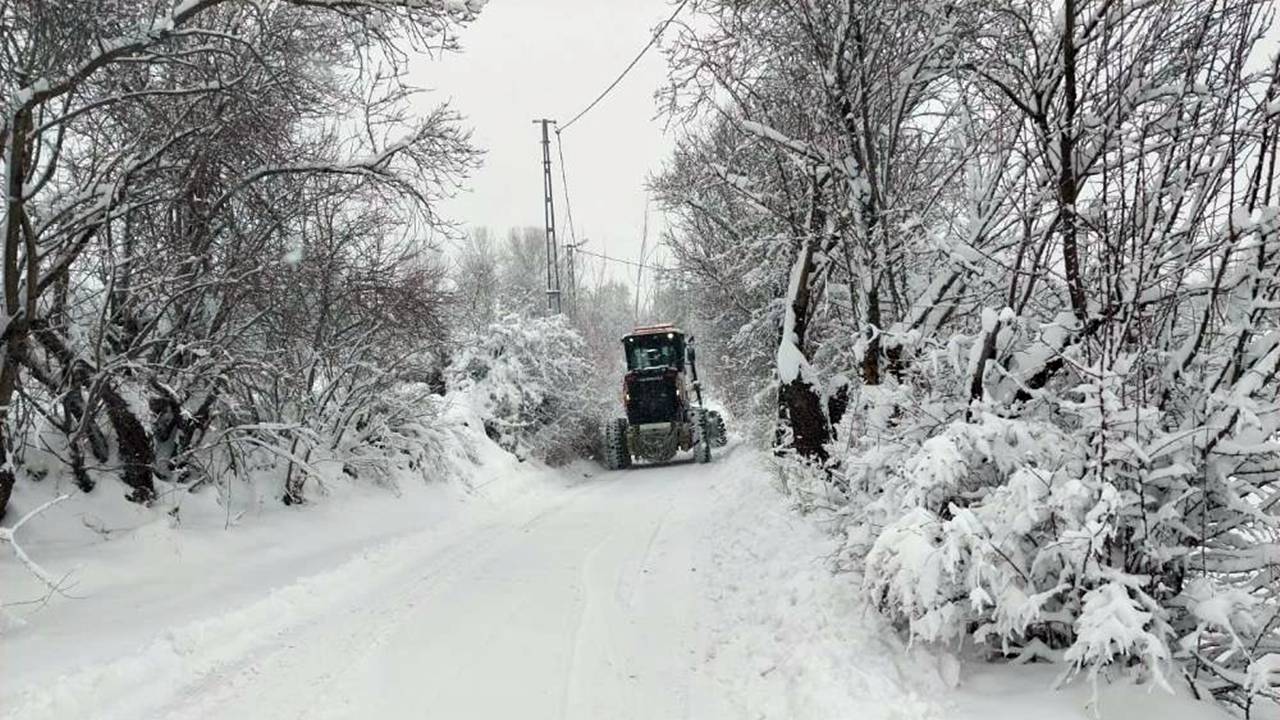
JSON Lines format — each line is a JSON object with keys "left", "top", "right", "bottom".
{"left": 153, "top": 455, "right": 728, "bottom": 720}
{"left": 7, "top": 445, "right": 864, "bottom": 720}
{"left": 3, "top": 443, "right": 1234, "bottom": 720}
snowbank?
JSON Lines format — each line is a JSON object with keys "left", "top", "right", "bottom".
{"left": 0, "top": 397, "right": 568, "bottom": 718}
{"left": 704, "top": 454, "right": 1237, "bottom": 719}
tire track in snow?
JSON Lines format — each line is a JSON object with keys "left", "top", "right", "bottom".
{"left": 152, "top": 516, "right": 516, "bottom": 720}
{"left": 9, "top": 477, "right": 581, "bottom": 720}
{"left": 615, "top": 500, "right": 674, "bottom": 609}
{"left": 3, "top": 526, "right": 452, "bottom": 720}
{"left": 158, "top": 473, "right": 626, "bottom": 720}
{"left": 559, "top": 529, "right": 616, "bottom": 719}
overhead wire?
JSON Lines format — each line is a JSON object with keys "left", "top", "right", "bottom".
{"left": 574, "top": 247, "right": 689, "bottom": 276}
{"left": 554, "top": 131, "right": 580, "bottom": 311}
{"left": 554, "top": 132, "right": 577, "bottom": 246}
{"left": 557, "top": 0, "right": 690, "bottom": 133}
{"left": 554, "top": 141, "right": 689, "bottom": 283}
{"left": 551, "top": 0, "right": 693, "bottom": 302}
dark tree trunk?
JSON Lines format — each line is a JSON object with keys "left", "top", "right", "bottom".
{"left": 69, "top": 437, "right": 93, "bottom": 493}
{"left": 100, "top": 385, "right": 156, "bottom": 504}
{"left": 862, "top": 283, "right": 882, "bottom": 385}
{"left": 778, "top": 378, "right": 830, "bottom": 462}
{"left": 0, "top": 109, "right": 30, "bottom": 520}
{"left": 827, "top": 382, "right": 850, "bottom": 437}
{"left": 1057, "top": 0, "right": 1087, "bottom": 323}
{"left": 775, "top": 179, "right": 832, "bottom": 462}
{"left": 0, "top": 340, "right": 23, "bottom": 518}
{"left": 33, "top": 324, "right": 156, "bottom": 503}
{"left": 0, "top": 447, "right": 13, "bottom": 521}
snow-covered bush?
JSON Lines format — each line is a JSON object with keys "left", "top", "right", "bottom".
{"left": 844, "top": 358, "right": 1280, "bottom": 710}
{"left": 446, "top": 314, "right": 603, "bottom": 465}
{"left": 323, "top": 381, "right": 481, "bottom": 488}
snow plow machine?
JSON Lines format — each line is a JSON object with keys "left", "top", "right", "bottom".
{"left": 603, "top": 324, "right": 726, "bottom": 470}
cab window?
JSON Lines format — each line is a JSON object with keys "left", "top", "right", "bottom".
{"left": 624, "top": 333, "right": 684, "bottom": 371}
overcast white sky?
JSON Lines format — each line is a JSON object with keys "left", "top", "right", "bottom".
{"left": 412, "top": 0, "right": 677, "bottom": 276}
{"left": 413, "top": 2, "right": 1279, "bottom": 285}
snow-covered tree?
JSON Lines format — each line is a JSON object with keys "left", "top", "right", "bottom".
{"left": 0, "top": 0, "right": 483, "bottom": 516}
{"left": 659, "top": 0, "right": 1280, "bottom": 711}
{"left": 446, "top": 313, "right": 600, "bottom": 465}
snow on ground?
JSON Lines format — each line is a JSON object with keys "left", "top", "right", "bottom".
{"left": 1, "top": 433, "right": 1238, "bottom": 719}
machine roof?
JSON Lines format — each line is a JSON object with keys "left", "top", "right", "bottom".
{"left": 624, "top": 323, "right": 684, "bottom": 339}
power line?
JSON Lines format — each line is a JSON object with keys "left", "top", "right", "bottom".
{"left": 547, "top": 0, "right": 692, "bottom": 302}
{"left": 554, "top": 132, "right": 578, "bottom": 247}
{"left": 554, "top": 130, "right": 579, "bottom": 312}
{"left": 557, "top": 0, "right": 690, "bottom": 133}
{"left": 634, "top": 200, "right": 649, "bottom": 320}
{"left": 575, "top": 247, "right": 688, "bottom": 276}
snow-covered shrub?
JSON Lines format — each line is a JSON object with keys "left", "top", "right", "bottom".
{"left": 158, "top": 348, "right": 462, "bottom": 509}
{"left": 325, "top": 382, "right": 480, "bottom": 488}
{"left": 842, "top": 353, "right": 1280, "bottom": 711}
{"left": 446, "top": 314, "right": 603, "bottom": 465}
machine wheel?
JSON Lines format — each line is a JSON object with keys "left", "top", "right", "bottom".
{"left": 693, "top": 414, "right": 712, "bottom": 464}
{"left": 707, "top": 410, "right": 727, "bottom": 448}
{"left": 604, "top": 417, "right": 631, "bottom": 470}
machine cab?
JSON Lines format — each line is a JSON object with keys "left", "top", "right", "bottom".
{"left": 624, "top": 325, "right": 686, "bottom": 372}
{"left": 621, "top": 325, "right": 688, "bottom": 426}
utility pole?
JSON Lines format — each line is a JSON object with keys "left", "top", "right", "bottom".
{"left": 533, "top": 118, "right": 562, "bottom": 314}
{"left": 565, "top": 237, "right": 584, "bottom": 316}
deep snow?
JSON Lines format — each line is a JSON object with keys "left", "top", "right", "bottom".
{"left": 1, "top": 438, "right": 1237, "bottom": 719}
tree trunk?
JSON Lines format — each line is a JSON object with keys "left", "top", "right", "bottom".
{"left": 862, "top": 282, "right": 882, "bottom": 385}
{"left": 778, "top": 378, "right": 830, "bottom": 462}
{"left": 827, "top": 381, "right": 850, "bottom": 436}
{"left": 0, "top": 108, "right": 31, "bottom": 519}
{"left": 775, "top": 183, "right": 832, "bottom": 462}
{"left": 1058, "top": 0, "right": 1087, "bottom": 323}
{"left": 33, "top": 324, "right": 156, "bottom": 503}
{"left": 100, "top": 384, "right": 156, "bottom": 504}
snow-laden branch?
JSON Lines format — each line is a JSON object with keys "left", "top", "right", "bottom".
{"left": 738, "top": 120, "right": 830, "bottom": 170}
{"left": 5, "top": 0, "right": 483, "bottom": 115}
{"left": 0, "top": 494, "right": 71, "bottom": 595}
{"left": 6, "top": 0, "right": 230, "bottom": 114}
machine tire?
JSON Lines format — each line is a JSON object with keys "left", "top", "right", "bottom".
{"left": 707, "top": 410, "right": 727, "bottom": 448}
{"left": 693, "top": 413, "right": 712, "bottom": 464}
{"left": 604, "top": 417, "right": 631, "bottom": 470}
